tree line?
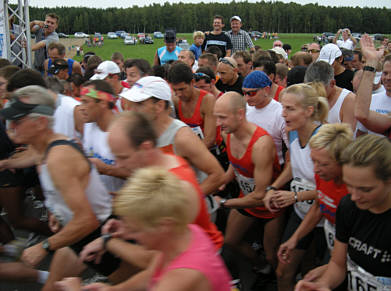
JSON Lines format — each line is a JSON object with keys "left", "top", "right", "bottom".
{"left": 22, "top": 1, "right": 391, "bottom": 35}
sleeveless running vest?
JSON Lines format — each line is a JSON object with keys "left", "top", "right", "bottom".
{"left": 39, "top": 140, "right": 112, "bottom": 226}
{"left": 157, "top": 46, "right": 182, "bottom": 65}
{"left": 226, "top": 126, "right": 281, "bottom": 218}
{"left": 158, "top": 119, "right": 188, "bottom": 154}
{"left": 327, "top": 88, "right": 350, "bottom": 124}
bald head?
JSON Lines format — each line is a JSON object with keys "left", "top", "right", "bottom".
{"left": 217, "top": 91, "right": 246, "bottom": 113}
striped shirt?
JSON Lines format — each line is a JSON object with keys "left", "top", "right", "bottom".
{"left": 226, "top": 29, "right": 254, "bottom": 53}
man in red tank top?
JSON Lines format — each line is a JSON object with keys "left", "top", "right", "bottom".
{"left": 168, "top": 62, "right": 217, "bottom": 149}
{"left": 213, "top": 91, "right": 285, "bottom": 270}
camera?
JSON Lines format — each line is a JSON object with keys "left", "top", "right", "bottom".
{"left": 44, "top": 24, "right": 49, "bottom": 29}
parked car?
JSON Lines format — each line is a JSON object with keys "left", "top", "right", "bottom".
{"left": 120, "top": 32, "right": 128, "bottom": 39}
{"left": 177, "top": 39, "right": 190, "bottom": 50}
{"left": 137, "top": 33, "right": 146, "bottom": 43}
{"left": 107, "top": 32, "right": 118, "bottom": 39}
{"left": 144, "top": 35, "right": 154, "bottom": 44}
{"left": 115, "top": 30, "right": 126, "bottom": 37}
{"left": 153, "top": 31, "right": 164, "bottom": 39}
{"left": 250, "top": 31, "right": 262, "bottom": 39}
{"left": 124, "top": 35, "right": 137, "bottom": 45}
{"left": 351, "top": 32, "right": 361, "bottom": 41}
{"left": 58, "top": 32, "right": 69, "bottom": 38}
{"left": 372, "top": 33, "right": 385, "bottom": 41}
{"left": 74, "top": 32, "right": 89, "bottom": 38}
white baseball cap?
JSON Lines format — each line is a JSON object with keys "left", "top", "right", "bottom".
{"left": 90, "top": 61, "right": 121, "bottom": 80}
{"left": 270, "top": 47, "right": 288, "bottom": 60}
{"left": 230, "top": 16, "right": 242, "bottom": 22}
{"left": 317, "top": 44, "right": 342, "bottom": 65}
{"left": 120, "top": 76, "right": 172, "bottom": 102}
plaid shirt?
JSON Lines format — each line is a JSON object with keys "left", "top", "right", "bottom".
{"left": 226, "top": 29, "right": 254, "bottom": 53}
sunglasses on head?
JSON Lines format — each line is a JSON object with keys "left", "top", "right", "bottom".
{"left": 242, "top": 89, "right": 260, "bottom": 97}
{"left": 219, "top": 58, "right": 235, "bottom": 68}
{"left": 193, "top": 72, "right": 211, "bottom": 83}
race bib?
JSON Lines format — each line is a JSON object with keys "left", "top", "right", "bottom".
{"left": 347, "top": 255, "right": 391, "bottom": 291}
{"left": 324, "top": 219, "right": 336, "bottom": 251}
{"left": 291, "top": 177, "right": 315, "bottom": 215}
{"left": 234, "top": 168, "right": 255, "bottom": 195}
{"left": 191, "top": 126, "right": 204, "bottom": 140}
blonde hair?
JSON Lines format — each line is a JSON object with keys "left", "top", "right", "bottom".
{"left": 281, "top": 83, "right": 329, "bottom": 123}
{"left": 309, "top": 123, "right": 353, "bottom": 163}
{"left": 114, "top": 167, "right": 192, "bottom": 230}
{"left": 193, "top": 31, "right": 205, "bottom": 40}
{"left": 340, "top": 135, "right": 391, "bottom": 181}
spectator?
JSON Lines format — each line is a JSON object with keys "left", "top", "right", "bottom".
{"left": 202, "top": 15, "right": 233, "bottom": 57}
{"left": 48, "top": 59, "right": 69, "bottom": 81}
{"left": 189, "top": 31, "right": 205, "bottom": 61}
{"left": 44, "top": 42, "right": 82, "bottom": 77}
{"left": 225, "top": 15, "right": 255, "bottom": 54}
{"left": 154, "top": 30, "right": 182, "bottom": 66}
{"left": 30, "top": 13, "right": 59, "bottom": 73}
{"left": 333, "top": 28, "right": 357, "bottom": 50}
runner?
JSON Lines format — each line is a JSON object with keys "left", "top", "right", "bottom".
{"left": 296, "top": 134, "right": 391, "bottom": 291}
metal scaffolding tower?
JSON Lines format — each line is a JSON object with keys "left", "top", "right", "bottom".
{"left": 3, "top": 0, "right": 32, "bottom": 68}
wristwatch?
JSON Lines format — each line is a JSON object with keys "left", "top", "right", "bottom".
{"left": 219, "top": 198, "right": 227, "bottom": 208}
{"left": 265, "top": 185, "right": 277, "bottom": 192}
{"left": 42, "top": 239, "right": 54, "bottom": 254}
{"left": 101, "top": 233, "right": 113, "bottom": 250}
{"left": 363, "top": 66, "right": 376, "bottom": 72}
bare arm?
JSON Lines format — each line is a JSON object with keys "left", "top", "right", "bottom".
{"left": 90, "top": 158, "right": 129, "bottom": 179}
{"left": 340, "top": 93, "right": 357, "bottom": 131}
{"left": 332, "top": 29, "right": 341, "bottom": 44}
{"left": 174, "top": 127, "right": 224, "bottom": 195}
{"left": 200, "top": 93, "right": 217, "bottom": 149}
{"left": 46, "top": 146, "right": 100, "bottom": 249}
{"left": 31, "top": 41, "right": 46, "bottom": 51}
{"left": 225, "top": 49, "right": 232, "bottom": 57}
{"left": 153, "top": 51, "right": 160, "bottom": 66}
{"left": 223, "top": 135, "right": 275, "bottom": 209}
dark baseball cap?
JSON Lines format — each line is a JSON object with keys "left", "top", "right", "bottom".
{"left": 48, "top": 59, "right": 68, "bottom": 75}
{"left": 0, "top": 98, "right": 54, "bottom": 120}
{"left": 164, "top": 30, "right": 176, "bottom": 43}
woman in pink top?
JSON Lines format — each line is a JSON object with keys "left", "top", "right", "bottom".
{"left": 57, "top": 167, "right": 231, "bottom": 291}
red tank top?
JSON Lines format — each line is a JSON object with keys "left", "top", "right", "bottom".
{"left": 178, "top": 89, "right": 207, "bottom": 129}
{"left": 273, "top": 85, "right": 284, "bottom": 101}
{"left": 226, "top": 126, "right": 281, "bottom": 218}
{"left": 316, "top": 174, "right": 348, "bottom": 225}
{"left": 169, "top": 155, "right": 223, "bottom": 250}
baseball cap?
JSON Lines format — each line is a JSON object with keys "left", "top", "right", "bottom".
{"left": 0, "top": 98, "right": 54, "bottom": 120}
{"left": 120, "top": 76, "right": 172, "bottom": 102}
{"left": 164, "top": 30, "right": 176, "bottom": 43}
{"left": 270, "top": 47, "right": 288, "bottom": 60}
{"left": 90, "top": 61, "right": 120, "bottom": 80}
{"left": 243, "top": 71, "right": 272, "bottom": 89}
{"left": 318, "top": 44, "right": 342, "bottom": 65}
{"left": 48, "top": 59, "right": 68, "bottom": 75}
{"left": 230, "top": 16, "right": 242, "bottom": 22}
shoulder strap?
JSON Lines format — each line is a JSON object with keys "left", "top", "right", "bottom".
{"left": 44, "top": 139, "right": 91, "bottom": 167}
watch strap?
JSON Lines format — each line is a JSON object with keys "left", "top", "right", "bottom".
{"left": 363, "top": 66, "right": 376, "bottom": 72}
{"left": 102, "top": 233, "right": 112, "bottom": 250}
{"left": 42, "top": 239, "right": 54, "bottom": 254}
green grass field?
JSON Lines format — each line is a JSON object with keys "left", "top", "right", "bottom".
{"left": 73, "top": 33, "right": 316, "bottom": 64}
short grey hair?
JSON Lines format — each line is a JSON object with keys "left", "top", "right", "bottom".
{"left": 304, "top": 61, "right": 334, "bottom": 86}
{"left": 12, "top": 85, "right": 56, "bottom": 128}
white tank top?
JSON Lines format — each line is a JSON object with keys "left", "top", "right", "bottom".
{"left": 327, "top": 89, "right": 350, "bottom": 124}
{"left": 83, "top": 122, "right": 125, "bottom": 192}
{"left": 289, "top": 127, "right": 323, "bottom": 226}
{"left": 53, "top": 94, "right": 81, "bottom": 140}
{"left": 157, "top": 118, "right": 187, "bottom": 154}
{"left": 39, "top": 140, "right": 112, "bottom": 226}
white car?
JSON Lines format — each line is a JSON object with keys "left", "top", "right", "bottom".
{"left": 107, "top": 32, "right": 118, "bottom": 39}
{"left": 74, "top": 32, "right": 88, "bottom": 38}
{"left": 124, "top": 35, "right": 137, "bottom": 45}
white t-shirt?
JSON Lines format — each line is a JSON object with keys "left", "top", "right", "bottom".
{"left": 356, "top": 91, "right": 391, "bottom": 136}
{"left": 336, "top": 39, "right": 355, "bottom": 50}
{"left": 83, "top": 122, "right": 125, "bottom": 192}
{"left": 246, "top": 99, "right": 288, "bottom": 165}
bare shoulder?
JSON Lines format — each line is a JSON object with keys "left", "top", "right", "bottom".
{"left": 46, "top": 144, "right": 88, "bottom": 172}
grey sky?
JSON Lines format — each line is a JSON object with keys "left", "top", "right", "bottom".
{"left": 8, "top": 0, "right": 391, "bottom": 9}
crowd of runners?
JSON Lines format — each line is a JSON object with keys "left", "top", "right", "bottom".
{"left": 0, "top": 11, "right": 390, "bottom": 291}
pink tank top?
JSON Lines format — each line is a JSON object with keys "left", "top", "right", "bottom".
{"left": 150, "top": 224, "right": 231, "bottom": 291}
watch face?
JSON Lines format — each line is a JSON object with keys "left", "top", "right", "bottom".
{"left": 42, "top": 240, "right": 49, "bottom": 250}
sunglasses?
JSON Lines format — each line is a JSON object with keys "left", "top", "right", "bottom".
{"left": 219, "top": 58, "right": 235, "bottom": 68}
{"left": 308, "top": 49, "right": 320, "bottom": 53}
{"left": 242, "top": 89, "right": 259, "bottom": 97}
{"left": 193, "top": 72, "right": 211, "bottom": 83}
